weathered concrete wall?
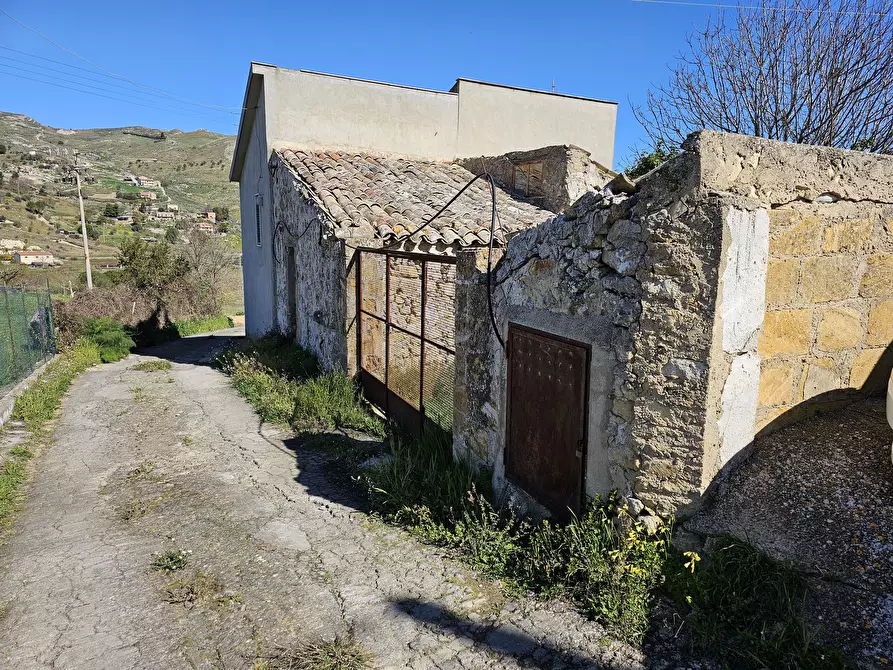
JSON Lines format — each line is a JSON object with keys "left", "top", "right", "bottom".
{"left": 453, "top": 79, "right": 618, "bottom": 168}
{"left": 456, "top": 130, "right": 893, "bottom": 519}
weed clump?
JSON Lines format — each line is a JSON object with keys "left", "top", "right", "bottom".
{"left": 130, "top": 360, "right": 172, "bottom": 372}
{"left": 151, "top": 548, "right": 190, "bottom": 573}
{"left": 0, "top": 340, "right": 102, "bottom": 527}
{"left": 12, "top": 339, "right": 101, "bottom": 429}
{"left": 258, "top": 637, "right": 371, "bottom": 670}
{"left": 670, "top": 537, "right": 847, "bottom": 669}
{"left": 82, "top": 317, "right": 135, "bottom": 363}
{"left": 364, "top": 430, "right": 667, "bottom": 644}
{"left": 218, "top": 336, "right": 382, "bottom": 436}
{"left": 173, "top": 314, "right": 233, "bottom": 337}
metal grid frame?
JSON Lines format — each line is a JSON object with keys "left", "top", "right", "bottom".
{"left": 355, "top": 247, "right": 456, "bottom": 436}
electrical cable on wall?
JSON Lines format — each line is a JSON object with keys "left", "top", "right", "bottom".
{"left": 319, "top": 168, "right": 509, "bottom": 351}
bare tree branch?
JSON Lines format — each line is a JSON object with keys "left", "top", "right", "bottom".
{"left": 634, "top": 0, "right": 893, "bottom": 152}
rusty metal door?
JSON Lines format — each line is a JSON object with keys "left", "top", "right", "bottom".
{"left": 506, "top": 324, "right": 589, "bottom": 522}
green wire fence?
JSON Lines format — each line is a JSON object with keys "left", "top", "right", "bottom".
{"left": 0, "top": 281, "right": 56, "bottom": 397}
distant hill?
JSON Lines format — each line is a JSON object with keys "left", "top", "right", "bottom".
{"left": 0, "top": 112, "right": 241, "bottom": 298}
{"left": 0, "top": 112, "right": 238, "bottom": 216}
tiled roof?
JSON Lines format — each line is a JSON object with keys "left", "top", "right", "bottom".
{"left": 276, "top": 149, "right": 550, "bottom": 247}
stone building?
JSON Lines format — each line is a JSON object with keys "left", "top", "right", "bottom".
{"left": 229, "top": 63, "right": 618, "bottom": 339}
{"left": 454, "top": 131, "right": 893, "bottom": 520}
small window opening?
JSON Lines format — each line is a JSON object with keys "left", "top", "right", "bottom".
{"left": 255, "top": 202, "right": 262, "bottom": 246}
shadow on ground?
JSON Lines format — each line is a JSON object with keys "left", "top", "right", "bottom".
{"left": 138, "top": 329, "right": 245, "bottom": 365}
{"left": 389, "top": 597, "right": 613, "bottom": 669}
{"left": 686, "top": 397, "right": 893, "bottom": 664}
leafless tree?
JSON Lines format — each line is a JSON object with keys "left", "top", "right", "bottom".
{"left": 634, "top": 0, "right": 893, "bottom": 152}
{"left": 0, "top": 266, "right": 23, "bottom": 286}
{"left": 179, "top": 231, "right": 232, "bottom": 314}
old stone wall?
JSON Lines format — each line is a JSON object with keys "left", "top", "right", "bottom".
{"left": 455, "top": 131, "right": 893, "bottom": 519}
{"left": 458, "top": 145, "right": 611, "bottom": 214}
{"left": 270, "top": 153, "right": 351, "bottom": 372}
{"left": 454, "top": 149, "right": 719, "bottom": 516}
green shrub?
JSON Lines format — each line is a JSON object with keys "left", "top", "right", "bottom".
{"left": 82, "top": 317, "right": 135, "bottom": 363}
{"left": 173, "top": 314, "right": 233, "bottom": 337}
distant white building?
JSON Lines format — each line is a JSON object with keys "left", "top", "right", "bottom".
{"left": 13, "top": 250, "right": 54, "bottom": 265}
{"left": 137, "top": 176, "right": 160, "bottom": 188}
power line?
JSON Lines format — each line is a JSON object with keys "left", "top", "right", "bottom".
{"left": 0, "top": 61, "right": 236, "bottom": 122}
{"left": 0, "top": 6, "right": 242, "bottom": 112}
{"left": 0, "top": 69, "right": 237, "bottom": 127}
{"left": 631, "top": 0, "right": 893, "bottom": 15}
{"left": 0, "top": 52, "right": 239, "bottom": 116}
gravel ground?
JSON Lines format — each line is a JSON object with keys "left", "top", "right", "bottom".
{"left": 0, "top": 333, "right": 648, "bottom": 670}
{"left": 685, "top": 398, "right": 893, "bottom": 668}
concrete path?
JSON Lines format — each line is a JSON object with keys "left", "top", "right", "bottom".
{"left": 686, "top": 398, "right": 893, "bottom": 666}
{"left": 0, "top": 334, "right": 643, "bottom": 670}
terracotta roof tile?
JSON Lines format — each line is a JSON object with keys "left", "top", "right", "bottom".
{"left": 276, "top": 149, "right": 549, "bottom": 247}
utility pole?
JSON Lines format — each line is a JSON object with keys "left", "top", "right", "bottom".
{"left": 71, "top": 152, "right": 92, "bottom": 290}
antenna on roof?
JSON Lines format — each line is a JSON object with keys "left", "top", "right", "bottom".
{"left": 551, "top": 79, "right": 555, "bottom": 92}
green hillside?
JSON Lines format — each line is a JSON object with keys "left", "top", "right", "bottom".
{"left": 0, "top": 112, "right": 238, "bottom": 216}
{"left": 0, "top": 112, "right": 241, "bottom": 302}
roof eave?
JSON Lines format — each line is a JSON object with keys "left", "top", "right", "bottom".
{"left": 229, "top": 64, "right": 268, "bottom": 182}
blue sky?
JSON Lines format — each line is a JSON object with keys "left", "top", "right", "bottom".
{"left": 0, "top": 0, "right": 718, "bottom": 168}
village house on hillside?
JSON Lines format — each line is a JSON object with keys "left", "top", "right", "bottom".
{"left": 13, "top": 250, "right": 54, "bottom": 266}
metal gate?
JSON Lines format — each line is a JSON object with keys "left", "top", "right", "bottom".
{"left": 354, "top": 248, "right": 456, "bottom": 436}
{"left": 506, "top": 324, "right": 589, "bottom": 521}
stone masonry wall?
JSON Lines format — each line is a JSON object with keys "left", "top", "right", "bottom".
{"left": 454, "top": 149, "right": 721, "bottom": 517}
{"left": 270, "top": 153, "right": 350, "bottom": 372}
{"left": 455, "top": 131, "right": 893, "bottom": 519}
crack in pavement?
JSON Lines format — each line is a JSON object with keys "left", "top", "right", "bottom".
{"left": 0, "top": 339, "right": 647, "bottom": 670}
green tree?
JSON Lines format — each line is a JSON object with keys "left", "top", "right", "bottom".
{"left": 103, "top": 203, "right": 120, "bottom": 218}
{"left": 164, "top": 226, "right": 178, "bottom": 244}
{"left": 86, "top": 223, "right": 101, "bottom": 240}
{"left": 212, "top": 206, "right": 229, "bottom": 221}
{"left": 25, "top": 200, "right": 48, "bottom": 215}
{"left": 0, "top": 173, "right": 4, "bottom": 187}
{"left": 0, "top": 144, "right": 6, "bottom": 154}
{"left": 118, "top": 238, "right": 185, "bottom": 296}
{"left": 625, "top": 141, "right": 680, "bottom": 179}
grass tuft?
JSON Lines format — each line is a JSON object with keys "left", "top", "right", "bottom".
{"left": 669, "top": 537, "right": 847, "bottom": 669}
{"left": 83, "top": 317, "right": 135, "bottom": 363}
{"left": 0, "top": 340, "right": 101, "bottom": 529}
{"left": 130, "top": 360, "right": 172, "bottom": 372}
{"left": 11, "top": 339, "right": 101, "bottom": 429}
{"left": 366, "top": 436, "right": 666, "bottom": 643}
{"left": 173, "top": 314, "right": 233, "bottom": 337}
{"left": 164, "top": 569, "right": 225, "bottom": 607}
{"left": 150, "top": 548, "right": 189, "bottom": 573}
{"left": 218, "top": 336, "right": 382, "bottom": 436}
{"left": 258, "top": 637, "right": 371, "bottom": 670}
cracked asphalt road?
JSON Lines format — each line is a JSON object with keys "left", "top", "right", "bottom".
{"left": 0, "top": 334, "right": 643, "bottom": 670}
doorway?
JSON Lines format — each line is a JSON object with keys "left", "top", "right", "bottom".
{"left": 505, "top": 324, "right": 589, "bottom": 521}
